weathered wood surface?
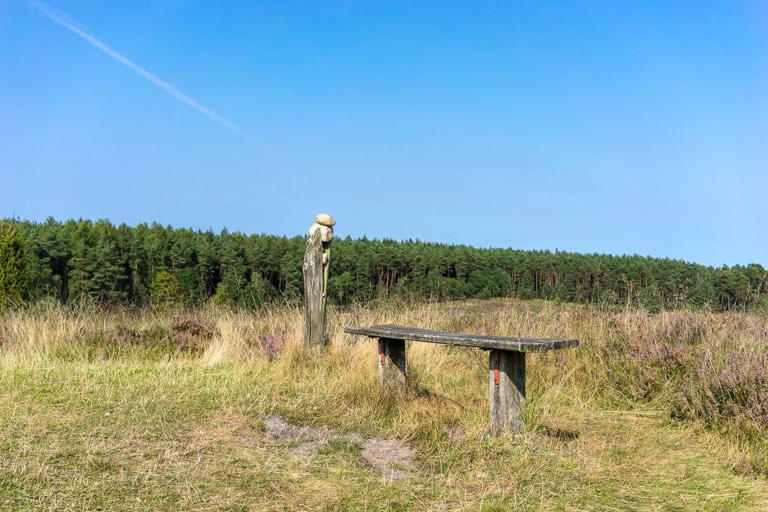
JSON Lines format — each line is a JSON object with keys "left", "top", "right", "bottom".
{"left": 345, "top": 323, "right": 578, "bottom": 437}
{"left": 344, "top": 324, "right": 578, "bottom": 352}
{"left": 303, "top": 230, "right": 327, "bottom": 350}
{"left": 489, "top": 350, "right": 526, "bottom": 435}
{"left": 378, "top": 338, "right": 407, "bottom": 394}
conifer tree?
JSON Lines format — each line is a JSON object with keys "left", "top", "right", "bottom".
{"left": 151, "top": 271, "right": 184, "bottom": 309}
{"left": 4, "top": 217, "right": 768, "bottom": 311}
{"left": 0, "top": 221, "right": 27, "bottom": 309}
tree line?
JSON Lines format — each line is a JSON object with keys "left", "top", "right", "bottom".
{"left": 0, "top": 218, "right": 766, "bottom": 312}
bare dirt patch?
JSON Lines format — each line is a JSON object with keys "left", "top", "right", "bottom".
{"left": 262, "top": 414, "right": 416, "bottom": 480}
{"left": 360, "top": 438, "right": 416, "bottom": 481}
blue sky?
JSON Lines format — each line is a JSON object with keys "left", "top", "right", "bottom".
{"left": 1, "top": 1, "right": 766, "bottom": 267}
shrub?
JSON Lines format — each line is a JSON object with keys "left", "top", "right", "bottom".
{"left": 679, "top": 352, "right": 768, "bottom": 437}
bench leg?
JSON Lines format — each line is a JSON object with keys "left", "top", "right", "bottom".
{"left": 378, "top": 338, "right": 406, "bottom": 394}
{"left": 489, "top": 350, "right": 526, "bottom": 436}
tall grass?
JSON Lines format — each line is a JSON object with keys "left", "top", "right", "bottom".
{"left": 1, "top": 299, "right": 767, "bottom": 469}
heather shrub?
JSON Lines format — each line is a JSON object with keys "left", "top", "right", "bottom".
{"left": 597, "top": 310, "right": 768, "bottom": 447}
{"left": 103, "top": 325, "right": 143, "bottom": 344}
{"left": 249, "top": 334, "right": 287, "bottom": 357}
{"left": 678, "top": 352, "right": 768, "bottom": 438}
{"left": 601, "top": 335, "right": 698, "bottom": 401}
{"left": 599, "top": 311, "right": 702, "bottom": 401}
{"left": 170, "top": 317, "right": 216, "bottom": 351}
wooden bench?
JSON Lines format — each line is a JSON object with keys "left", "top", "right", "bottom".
{"left": 344, "top": 324, "right": 579, "bottom": 435}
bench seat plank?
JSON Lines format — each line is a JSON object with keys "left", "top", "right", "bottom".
{"left": 344, "top": 324, "right": 578, "bottom": 353}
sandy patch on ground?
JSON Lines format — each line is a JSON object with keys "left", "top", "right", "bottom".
{"left": 263, "top": 414, "right": 416, "bottom": 480}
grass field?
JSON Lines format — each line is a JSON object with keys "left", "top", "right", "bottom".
{"left": 1, "top": 300, "right": 767, "bottom": 511}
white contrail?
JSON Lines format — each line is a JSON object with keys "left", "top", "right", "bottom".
{"left": 30, "top": 0, "right": 250, "bottom": 140}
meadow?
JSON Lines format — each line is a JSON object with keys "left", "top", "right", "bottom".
{"left": 1, "top": 299, "right": 767, "bottom": 511}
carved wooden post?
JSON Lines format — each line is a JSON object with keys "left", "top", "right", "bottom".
{"left": 489, "top": 350, "right": 526, "bottom": 436}
{"left": 303, "top": 213, "right": 334, "bottom": 352}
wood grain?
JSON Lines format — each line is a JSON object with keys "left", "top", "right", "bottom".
{"left": 303, "top": 230, "right": 327, "bottom": 351}
{"left": 345, "top": 324, "right": 578, "bottom": 352}
{"left": 489, "top": 350, "right": 526, "bottom": 435}
{"left": 378, "top": 338, "right": 407, "bottom": 394}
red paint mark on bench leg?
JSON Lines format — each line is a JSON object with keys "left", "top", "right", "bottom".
{"left": 493, "top": 351, "right": 500, "bottom": 385}
{"left": 379, "top": 340, "right": 385, "bottom": 365}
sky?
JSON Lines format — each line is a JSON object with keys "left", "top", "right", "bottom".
{"left": 1, "top": 1, "right": 766, "bottom": 267}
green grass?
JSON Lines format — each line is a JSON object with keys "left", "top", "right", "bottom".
{"left": 1, "top": 300, "right": 767, "bottom": 510}
{"left": 1, "top": 359, "right": 766, "bottom": 510}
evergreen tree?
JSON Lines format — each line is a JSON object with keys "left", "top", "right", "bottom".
{"left": 151, "top": 271, "right": 184, "bottom": 309}
{"left": 0, "top": 221, "right": 27, "bottom": 309}
{"left": 4, "top": 217, "right": 767, "bottom": 312}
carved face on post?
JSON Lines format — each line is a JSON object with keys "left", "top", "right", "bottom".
{"left": 310, "top": 214, "right": 334, "bottom": 262}
{"left": 312, "top": 213, "right": 335, "bottom": 243}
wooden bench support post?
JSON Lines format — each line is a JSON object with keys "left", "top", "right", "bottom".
{"left": 347, "top": 324, "right": 577, "bottom": 436}
{"left": 378, "top": 338, "right": 406, "bottom": 394}
{"left": 489, "top": 350, "right": 526, "bottom": 436}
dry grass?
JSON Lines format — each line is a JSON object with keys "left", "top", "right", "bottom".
{"left": 0, "top": 299, "right": 767, "bottom": 510}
